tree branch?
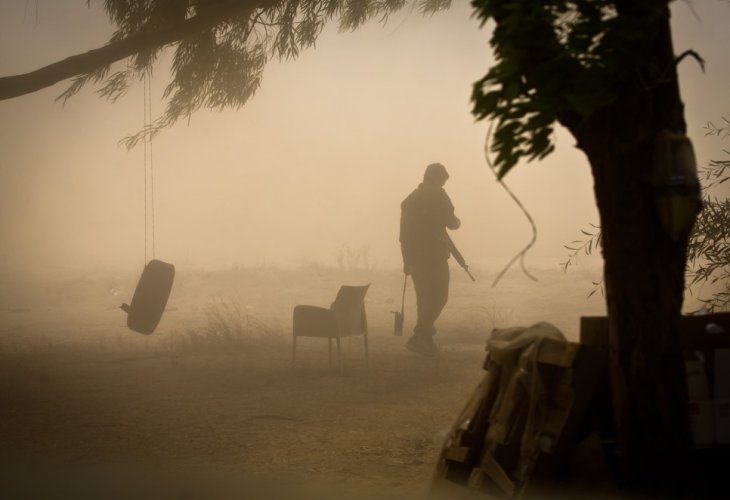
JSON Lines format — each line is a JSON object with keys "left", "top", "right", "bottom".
{"left": 0, "top": 0, "right": 270, "bottom": 101}
{"left": 674, "top": 48, "right": 705, "bottom": 73}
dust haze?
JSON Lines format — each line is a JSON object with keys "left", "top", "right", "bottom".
{"left": 0, "top": 1, "right": 729, "bottom": 498}
{"left": 1, "top": 2, "right": 727, "bottom": 273}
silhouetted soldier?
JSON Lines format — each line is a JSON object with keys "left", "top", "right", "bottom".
{"left": 400, "top": 162, "right": 460, "bottom": 357}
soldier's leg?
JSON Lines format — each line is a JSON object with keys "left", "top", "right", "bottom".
{"left": 411, "top": 266, "right": 433, "bottom": 338}
{"left": 412, "top": 260, "right": 450, "bottom": 337}
{"left": 430, "top": 259, "right": 450, "bottom": 329}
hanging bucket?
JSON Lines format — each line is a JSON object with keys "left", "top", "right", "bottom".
{"left": 121, "top": 259, "right": 175, "bottom": 335}
{"left": 393, "top": 311, "right": 404, "bottom": 336}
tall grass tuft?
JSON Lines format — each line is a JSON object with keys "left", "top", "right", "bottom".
{"left": 174, "top": 298, "right": 285, "bottom": 354}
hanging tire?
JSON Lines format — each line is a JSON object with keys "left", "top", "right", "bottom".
{"left": 121, "top": 259, "right": 175, "bottom": 335}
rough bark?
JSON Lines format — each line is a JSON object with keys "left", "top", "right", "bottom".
{"left": 567, "top": 3, "right": 696, "bottom": 496}
{"left": 576, "top": 126, "right": 694, "bottom": 496}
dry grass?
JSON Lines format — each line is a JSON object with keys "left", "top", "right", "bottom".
{"left": 0, "top": 263, "right": 614, "bottom": 498}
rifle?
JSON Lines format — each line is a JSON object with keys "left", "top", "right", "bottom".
{"left": 446, "top": 234, "right": 475, "bottom": 281}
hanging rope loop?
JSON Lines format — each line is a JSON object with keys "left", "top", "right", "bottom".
{"left": 485, "top": 121, "right": 539, "bottom": 288}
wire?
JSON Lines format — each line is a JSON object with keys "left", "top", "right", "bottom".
{"left": 143, "top": 68, "right": 156, "bottom": 263}
{"left": 484, "top": 121, "right": 539, "bottom": 288}
{"left": 147, "top": 68, "right": 156, "bottom": 259}
{"left": 143, "top": 70, "right": 148, "bottom": 265}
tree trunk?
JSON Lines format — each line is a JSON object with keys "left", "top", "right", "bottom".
{"left": 568, "top": 3, "right": 697, "bottom": 496}
{"left": 576, "top": 126, "right": 695, "bottom": 496}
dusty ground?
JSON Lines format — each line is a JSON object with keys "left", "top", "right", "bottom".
{"left": 0, "top": 264, "right": 607, "bottom": 499}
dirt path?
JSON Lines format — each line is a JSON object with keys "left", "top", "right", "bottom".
{"left": 0, "top": 333, "right": 488, "bottom": 499}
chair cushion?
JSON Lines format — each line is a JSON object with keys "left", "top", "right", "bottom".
{"left": 293, "top": 305, "right": 338, "bottom": 338}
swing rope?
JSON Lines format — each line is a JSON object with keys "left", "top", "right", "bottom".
{"left": 121, "top": 69, "right": 173, "bottom": 337}
{"left": 143, "top": 68, "right": 156, "bottom": 264}
{"left": 484, "top": 120, "right": 538, "bottom": 288}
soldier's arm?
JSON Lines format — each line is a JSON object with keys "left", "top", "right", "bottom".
{"left": 441, "top": 191, "right": 461, "bottom": 230}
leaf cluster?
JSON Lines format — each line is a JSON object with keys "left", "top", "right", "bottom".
{"left": 560, "top": 223, "right": 604, "bottom": 298}
{"left": 560, "top": 223, "right": 601, "bottom": 273}
{"left": 67, "top": 1, "right": 452, "bottom": 146}
{"left": 471, "top": 1, "right": 661, "bottom": 177}
{"left": 687, "top": 199, "right": 730, "bottom": 291}
{"left": 686, "top": 125, "right": 730, "bottom": 311}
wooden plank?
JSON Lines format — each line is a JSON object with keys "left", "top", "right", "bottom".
{"left": 678, "top": 313, "right": 730, "bottom": 350}
{"left": 443, "top": 445, "right": 471, "bottom": 464}
{"left": 474, "top": 454, "right": 516, "bottom": 496}
{"left": 580, "top": 313, "right": 730, "bottom": 352}
{"left": 579, "top": 316, "right": 609, "bottom": 351}
{"left": 528, "top": 344, "right": 608, "bottom": 492}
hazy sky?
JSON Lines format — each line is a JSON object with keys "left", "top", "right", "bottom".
{"left": 1, "top": 1, "right": 729, "bottom": 273}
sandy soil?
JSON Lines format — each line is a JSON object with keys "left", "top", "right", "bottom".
{"left": 0, "top": 265, "right": 608, "bottom": 499}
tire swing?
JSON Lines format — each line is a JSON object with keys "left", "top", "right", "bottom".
{"left": 120, "top": 70, "right": 175, "bottom": 335}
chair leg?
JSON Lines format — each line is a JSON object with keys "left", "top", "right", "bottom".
{"left": 336, "top": 337, "right": 342, "bottom": 374}
{"left": 328, "top": 338, "right": 333, "bottom": 369}
{"left": 292, "top": 335, "right": 297, "bottom": 366}
{"left": 364, "top": 334, "right": 369, "bottom": 367}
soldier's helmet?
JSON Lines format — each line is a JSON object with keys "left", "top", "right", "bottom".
{"left": 424, "top": 162, "right": 449, "bottom": 184}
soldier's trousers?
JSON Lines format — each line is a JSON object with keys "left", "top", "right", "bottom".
{"left": 411, "top": 259, "right": 450, "bottom": 338}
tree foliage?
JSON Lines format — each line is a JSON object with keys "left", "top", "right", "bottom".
{"left": 470, "top": 1, "right": 682, "bottom": 177}
{"left": 101, "top": 0, "right": 451, "bottom": 146}
{"left": 1, "top": 0, "right": 452, "bottom": 145}
{"left": 560, "top": 223, "right": 603, "bottom": 298}
{"left": 687, "top": 118, "right": 730, "bottom": 310}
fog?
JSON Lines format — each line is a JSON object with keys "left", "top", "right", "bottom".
{"left": 1, "top": 3, "right": 730, "bottom": 498}
{"left": 0, "top": 1, "right": 724, "bottom": 277}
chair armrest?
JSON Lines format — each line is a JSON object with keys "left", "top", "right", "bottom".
{"left": 293, "top": 305, "right": 339, "bottom": 338}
